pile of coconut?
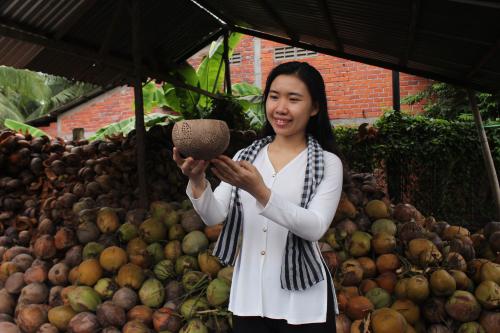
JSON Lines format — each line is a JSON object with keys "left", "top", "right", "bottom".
{"left": 322, "top": 171, "right": 500, "bottom": 333}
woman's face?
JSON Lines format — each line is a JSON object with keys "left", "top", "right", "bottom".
{"left": 265, "top": 74, "right": 318, "bottom": 139}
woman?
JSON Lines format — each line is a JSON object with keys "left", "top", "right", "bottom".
{"left": 173, "top": 61, "right": 342, "bottom": 332}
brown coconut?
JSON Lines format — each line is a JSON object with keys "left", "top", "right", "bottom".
{"left": 480, "top": 261, "right": 500, "bottom": 284}
{"left": 172, "top": 119, "right": 230, "bottom": 160}
{"left": 122, "top": 320, "right": 150, "bottom": 333}
{"left": 430, "top": 269, "right": 456, "bottom": 297}
{"left": 67, "top": 312, "right": 100, "bottom": 333}
{"left": 474, "top": 280, "right": 500, "bottom": 310}
{"left": 391, "top": 299, "right": 420, "bottom": 325}
{"left": 333, "top": 195, "right": 357, "bottom": 222}
{"left": 357, "top": 257, "right": 377, "bottom": 278}
{"left": 450, "top": 269, "right": 474, "bottom": 291}
{"left": 340, "top": 259, "right": 364, "bottom": 286}
{"left": 345, "top": 296, "right": 374, "bottom": 320}
{"left": 99, "top": 246, "right": 128, "bottom": 272}
{"left": 442, "top": 226, "right": 470, "bottom": 241}
{"left": 36, "top": 323, "right": 58, "bottom": 333}
{"left": 96, "top": 301, "right": 126, "bottom": 328}
{"left": 54, "top": 227, "right": 76, "bottom": 250}
{"left": 375, "top": 271, "right": 398, "bottom": 293}
{"left": 335, "top": 313, "right": 351, "bottom": 333}
{"left": 479, "top": 310, "right": 500, "bottom": 333}
{"left": 0, "top": 322, "right": 21, "bottom": 333}
{"left": 198, "top": 251, "right": 222, "bottom": 278}
{"left": 96, "top": 207, "right": 120, "bottom": 234}
{"left": 0, "top": 289, "right": 16, "bottom": 315}
{"left": 112, "top": 287, "right": 138, "bottom": 311}
{"left": 116, "top": 263, "right": 145, "bottom": 290}
{"left": 376, "top": 254, "right": 401, "bottom": 273}
{"left": 372, "top": 232, "right": 396, "bottom": 254}
{"left": 406, "top": 275, "right": 430, "bottom": 303}
{"left": 23, "top": 262, "right": 48, "bottom": 284}
{"left": 77, "top": 259, "right": 103, "bottom": 286}
{"left": 16, "top": 304, "right": 48, "bottom": 333}
{"left": 127, "top": 305, "right": 153, "bottom": 326}
{"left": 204, "top": 224, "right": 223, "bottom": 242}
{"left": 152, "top": 307, "right": 183, "bottom": 332}
{"left": 11, "top": 253, "right": 33, "bottom": 272}
{"left": 360, "top": 279, "right": 379, "bottom": 294}
{"left": 365, "top": 200, "right": 390, "bottom": 220}
{"left": 445, "top": 252, "right": 467, "bottom": 272}
{"left": 33, "top": 235, "right": 56, "bottom": 260}
{"left": 394, "top": 278, "right": 409, "bottom": 299}
{"left": 48, "top": 263, "right": 69, "bottom": 286}
{"left": 19, "top": 283, "right": 49, "bottom": 305}
{"left": 445, "top": 290, "right": 481, "bottom": 322}
{"left": 371, "top": 307, "right": 408, "bottom": 333}
{"left": 5, "top": 272, "right": 25, "bottom": 294}
{"left": 423, "top": 297, "right": 448, "bottom": 323}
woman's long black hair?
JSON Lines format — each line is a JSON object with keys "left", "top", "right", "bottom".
{"left": 261, "top": 61, "right": 339, "bottom": 155}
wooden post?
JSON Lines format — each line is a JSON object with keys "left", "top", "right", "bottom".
{"left": 131, "top": 0, "right": 148, "bottom": 209}
{"left": 467, "top": 88, "right": 500, "bottom": 220}
{"left": 223, "top": 30, "right": 232, "bottom": 95}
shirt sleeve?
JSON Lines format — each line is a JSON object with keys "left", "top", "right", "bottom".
{"left": 256, "top": 153, "right": 343, "bottom": 241}
{"left": 185, "top": 150, "right": 242, "bottom": 226}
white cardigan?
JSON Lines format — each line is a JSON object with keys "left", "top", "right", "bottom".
{"left": 186, "top": 144, "right": 342, "bottom": 324}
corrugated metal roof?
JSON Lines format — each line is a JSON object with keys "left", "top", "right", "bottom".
{"left": 0, "top": 0, "right": 499, "bottom": 92}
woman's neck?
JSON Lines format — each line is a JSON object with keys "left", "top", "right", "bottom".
{"left": 270, "top": 133, "right": 307, "bottom": 152}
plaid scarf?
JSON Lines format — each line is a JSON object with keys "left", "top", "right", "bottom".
{"left": 213, "top": 135, "right": 326, "bottom": 291}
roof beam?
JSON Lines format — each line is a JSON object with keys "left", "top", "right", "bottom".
{"left": 467, "top": 36, "right": 500, "bottom": 78}
{"left": 448, "top": 0, "right": 500, "bottom": 9}
{"left": 257, "top": 0, "right": 299, "bottom": 41}
{"left": 99, "top": 0, "right": 125, "bottom": 57}
{"left": 232, "top": 25, "right": 500, "bottom": 92}
{"left": 0, "top": 18, "right": 221, "bottom": 99}
{"left": 317, "top": 0, "right": 342, "bottom": 52}
{"left": 401, "top": 0, "right": 421, "bottom": 66}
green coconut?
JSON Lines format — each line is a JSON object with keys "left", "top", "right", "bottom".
{"left": 168, "top": 224, "right": 186, "bottom": 241}
{"left": 182, "top": 231, "right": 209, "bottom": 255}
{"left": 154, "top": 260, "right": 176, "bottom": 280}
{"left": 474, "top": 280, "right": 500, "bottom": 310}
{"left": 207, "top": 278, "right": 230, "bottom": 306}
{"left": 371, "top": 219, "right": 397, "bottom": 236}
{"left": 67, "top": 286, "right": 102, "bottom": 312}
{"left": 457, "top": 322, "right": 486, "bottom": 333}
{"left": 163, "top": 210, "right": 181, "bottom": 228}
{"left": 180, "top": 318, "right": 208, "bottom": 333}
{"left": 365, "top": 287, "right": 392, "bottom": 309}
{"left": 147, "top": 243, "right": 165, "bottom": 264}
{"left": 165, "top": 240, "right": 182, "bottom": 261}
{"left": 94, "top": 278, "right": 118, "bottom": 299}
{"left": 365, "top": 200, "right": 390, "bottom": 220}
{"left": 445, "top": 290, "right": 481, "bottom": 322}
{"left": 176, "top": 255, "right": 200, "bottom": 275}
{"left": 348, "top": 231, "right": 372, "bottom": 257}
{"left": 217, "top": 266, "right": 234, "bottom": 285}
{"left": 139, "top": 218, "right": 167, "bottom": 244}
{"left": 182, "top": 271, "right": 208, "bottom": 292}
{"left": 139, "top": 278, "right": 165, "bottom": 308}
{"left": 118, "top": 222, "right": 139, "bottom": 242}
{"left": 82, "top": 242, "right": 105, "bottom": 260}
{"left": 180, "top": 297, "right": 209, "bottom": 320}
{"left": 48, "top": 305, "right": 77, "bottom": 331}
{"left": 150, "top": 201, "right": 174, "bottom": 221}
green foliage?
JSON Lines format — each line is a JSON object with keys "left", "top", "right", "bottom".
{"left": 334, "top": 110, "right": 500, "bottom": 226}
{"left": 88, "top": 113, "right": 181, "bottom": 141}
{"left": 402, "top": 82, "right": 500, "bottom": 121}
{"left": 0, "top": 66, "right": 97, "bottom": 127}
{"left": 140, "top": 33, "right": 263, "bottom": 130}
{"left": 4, "top": 118, "right": 50, "bottom": 138}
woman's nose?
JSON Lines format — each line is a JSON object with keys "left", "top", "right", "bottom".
{"left": 275, "top": 98, "right": 288, "bottom": 113}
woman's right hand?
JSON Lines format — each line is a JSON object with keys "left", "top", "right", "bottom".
{"left": 172, "top": 147, "right": 210, "bottom": 186}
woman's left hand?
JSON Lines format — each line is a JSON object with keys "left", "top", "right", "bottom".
{"left": 210, "top": 155, "right": 271, "bottom": 205}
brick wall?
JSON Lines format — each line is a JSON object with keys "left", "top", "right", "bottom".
{"left": 190, "top": 35, "right": 431, "bottom": 123}
{"left": 39, "top": 34, "right": 431, "bottom": 138}
{"left": 38, "top": 122, "right": 57, "bottom": 138}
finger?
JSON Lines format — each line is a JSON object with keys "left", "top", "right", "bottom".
{"left": 238, "top": 160, "right": 254, "bottom": 170}
{"left": 182, "top": 157, "right": 196, "bottom": 173}
{"left": 191, "top": 160, "right": 209, "bottom": 174}
{"left": 217, "top": 155, "right": 241, "bottom": 173}
{"left": 211, "top": 167, "right": 231, "bottom": 183}
{"left": 172, "top": 147, "right": 185, "bottom": 165}
{"left": 211, "top": 159, "right": 238, "bottom": 177}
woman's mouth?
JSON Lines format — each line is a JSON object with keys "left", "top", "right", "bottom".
{"left": 274, "top": 118, "right": 291, "bottom": 127}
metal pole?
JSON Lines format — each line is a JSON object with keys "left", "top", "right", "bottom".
{"left": 467, "top": 88, "right": 500, "bottom": 220}
{"left": 392, "top": 70, "right": 400, "bottom": 112}
{"left": 131, "top": 0, "right": 148, "bottom": 209}
{"left": 223, "top": 30, "right": 232, "bottom": 95}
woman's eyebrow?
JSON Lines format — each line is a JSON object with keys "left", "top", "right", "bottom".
{"left": 269, "top": 89, "right": 303, "bottom": 97}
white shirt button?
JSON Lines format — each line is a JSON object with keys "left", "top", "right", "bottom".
{"left": 272, "top": 172, "right": 276, "bottom": 178}
{"left": 261, "top": 250, "right": 266, "bottom": 255}
{"left": 263, "top": 226, "right": 268, "bottom": 232}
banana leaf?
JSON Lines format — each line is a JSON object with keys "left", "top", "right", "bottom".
{"left": 4, "top": 118, "right": 50, "bottom": 138}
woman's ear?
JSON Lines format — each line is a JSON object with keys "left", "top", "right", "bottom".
{"left": 311, "top": 104, "right": 319, "bottom": 116}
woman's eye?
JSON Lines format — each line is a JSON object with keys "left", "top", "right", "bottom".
{"left": 269, "top": 95, "right": 278, "bottom": 100}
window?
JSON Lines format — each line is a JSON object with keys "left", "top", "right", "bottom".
{"left": 274, "top": 46, "right": 317, "bottom": 60}
{"left": 230, "top": 52, "right": 242, "bottom": 64}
